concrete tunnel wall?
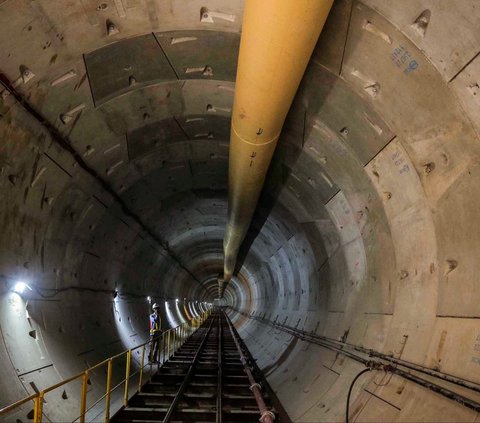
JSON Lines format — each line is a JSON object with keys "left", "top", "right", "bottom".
{"left": 0, "top": 0, "right": 480, "bottom": 421}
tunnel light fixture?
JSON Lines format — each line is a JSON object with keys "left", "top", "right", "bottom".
{"left": 176, "top": 298, "right": 179, "bottom": 302}
{"left": 13, "top": 281, "right": 31, "bottom": 295}
{"left": 147, "top": 296, "right": 152, "bottom": 303}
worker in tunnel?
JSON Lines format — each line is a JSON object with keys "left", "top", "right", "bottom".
{"left": 148, "top": 303, "right": 162, "bottom": 363}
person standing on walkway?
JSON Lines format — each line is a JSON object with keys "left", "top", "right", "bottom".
{"left": 149, "top": 303, "right": 162, "bottom": 363}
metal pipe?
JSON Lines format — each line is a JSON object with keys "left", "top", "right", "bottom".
{"left": 238, "top": 308, "right": 480, "bottom": 394}
{"left": 225, "top": 313, "right": 275, "bottom": 423}
{"left": 222, "top": 0, "right": 333, "bottom": 295}
{"left": 232, "top": 308, "right": 480, "bottom": 413}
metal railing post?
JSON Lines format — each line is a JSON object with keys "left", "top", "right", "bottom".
{"left": 33, "top": 393, "right": 44, "bottom": 423}
{"left": 173, "top": 328, "right": 177, "bottom": 353}
{"left": 80, "top": 371, "right": 89, "bottom": 423}
{"left": 160, "top": 332, "right": 165, "bottom": 364}
{"left": 138, "top": 345, "right": 145, "bottom": 392}
{"left": 104, "top": 359, "right": 113, "bottom": 423}
{"left": 124, "top": 350, "right": 131, "bottom": 407}
{"left": 167, "top": 330, "right": 171, "bottom": 358}
{"left": 157, "top": 333, "right": 161, "bottom": 364}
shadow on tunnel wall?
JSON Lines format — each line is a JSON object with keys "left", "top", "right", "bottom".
{"left": 232, "top": 0, "right": 355, "bottom": 278}
{"left": 232, "top": 63, "right": 339, "bottom": 278}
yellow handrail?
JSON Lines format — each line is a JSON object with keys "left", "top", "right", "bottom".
{"left": 123, "top": 350, "right": 131, "bottom": 407}
{"left": 80, "top": 371, "right": 89, "bottom": 423}
{"left": 0, "top": 308, "right": 212, "bottom": 423}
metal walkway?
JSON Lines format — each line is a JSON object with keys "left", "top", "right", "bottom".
{"left": 111, "top": 310, "right": 289, "bottom": 423}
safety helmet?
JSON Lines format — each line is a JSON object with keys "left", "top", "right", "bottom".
{"left": 152, "top": 303, "right": 160, "bottom": 309}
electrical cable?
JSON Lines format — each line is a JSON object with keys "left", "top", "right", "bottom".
{"left": 33, "top": 285, "right": 115, "bottom": 299}
{"left": 231, "top": 307, "right": 480, "bottom": 414}
{"left": 234, "top": 307, "right": 480, "bottom": 392}
{"left": 0, "top": 273, "right": 164, "bottom": 301}
{"left": 345, "top": 368, "right": 371, "bottom": 423}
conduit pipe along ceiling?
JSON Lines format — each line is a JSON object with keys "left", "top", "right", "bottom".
{"left": 221, "top": 0, "right": 334, "bottom": 296}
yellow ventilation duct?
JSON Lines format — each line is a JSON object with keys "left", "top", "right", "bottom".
{"left": 222, "top": 0, "right": 334, "bottom": 296}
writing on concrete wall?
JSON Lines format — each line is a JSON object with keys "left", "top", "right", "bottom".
{"left": 391, "top": 45, "right": 419, "bottom": 75}
{"left": 391, "top": 150, "right": 410, "bottom": 174}
{"left": 472, "top": 333, "right": 480, "bottom": 366}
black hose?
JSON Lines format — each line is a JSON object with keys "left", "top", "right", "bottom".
{"left": 346, "top": 368, "right": 371, "bottom": 423}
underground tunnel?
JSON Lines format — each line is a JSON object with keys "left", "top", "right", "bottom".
{"left": 1, "top": 0, "right": 480, "bottom": 422}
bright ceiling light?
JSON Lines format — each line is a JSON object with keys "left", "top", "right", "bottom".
{"left": 13, "top": 282, "right": 30, "bottom": 294}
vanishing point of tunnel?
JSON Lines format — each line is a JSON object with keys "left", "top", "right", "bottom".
{"left": 1, "top": 0, "right": 480, "bottom": 422}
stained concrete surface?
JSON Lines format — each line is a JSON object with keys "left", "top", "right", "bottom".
{"left": 1, "top": 0, "right": 480, "bottom": 422}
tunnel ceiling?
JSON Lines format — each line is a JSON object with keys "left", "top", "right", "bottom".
{"left": 1, "top": 0, "right": 480, "bottom": 422}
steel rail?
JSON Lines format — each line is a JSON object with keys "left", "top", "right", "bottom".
{"left": 216, "top": 314, "right": 223, "bottom": 423}
{"left": 162, "top": 313, "right": 216, "bottom": 422}
{"left": 224, "top": 312, "right": 275, "bottom": 423}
